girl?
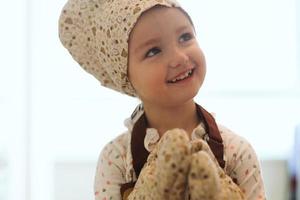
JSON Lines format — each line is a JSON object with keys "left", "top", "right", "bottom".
{"left": 58, "top": 0, "right": 266, "bottom": 199}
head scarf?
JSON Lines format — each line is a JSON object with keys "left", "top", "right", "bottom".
{"left": 59, "top": 0, "right": 188, "bottom": 96}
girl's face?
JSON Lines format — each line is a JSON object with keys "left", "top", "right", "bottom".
{"left": 128, "top": 6, "right": 206, "bottom": 108}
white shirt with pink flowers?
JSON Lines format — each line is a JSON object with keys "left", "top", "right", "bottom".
{"left": 94, "top": 108, "right": 266, "bottom": 200}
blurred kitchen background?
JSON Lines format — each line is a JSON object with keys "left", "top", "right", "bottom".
{"left": 0, "top": 0, "right": 299, "bottom": 199}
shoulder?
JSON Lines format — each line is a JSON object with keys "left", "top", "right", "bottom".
{"left": 217, "top": 124, "right": 260, "bottom": 170}
{"left": 217, "top": 124, "right": 266, "bottom": 198}
{"left": 218, "top": 125, "right": 259, "bottom": 173}
{"left": 98, "top": 131, "right": 131, "bottom": 163}
{"left": 218, "top": 124, "right": 254, "bottom": 153}
{"left": 94, "top": 131, "right": 134, "bottom": 199}
{"left": 94, "top": 130, "right": 135, "bottom": 186}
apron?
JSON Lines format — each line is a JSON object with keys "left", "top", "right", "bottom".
{"left": 120, "top": 104, "right": 226, "bottom": 199}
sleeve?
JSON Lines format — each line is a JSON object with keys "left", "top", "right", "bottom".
{"left": 94, "top": 138, "right": 128, "bottom": 200}
{"left": 224, "top": 131, "right": 266, "bottom": 200}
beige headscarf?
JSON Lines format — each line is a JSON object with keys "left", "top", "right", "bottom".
{"left": 59, "top": 0, "right": 184, "bottom": 97}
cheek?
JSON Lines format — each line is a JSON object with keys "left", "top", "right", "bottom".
{"left": 128, "top": 72, "right": 141, "bottom": 91}
{"left": 141, "top": 71, "right": 165, "bottom": 92}
{"left": 127, "top": 60, "right": 142, "bottom": 89}
{"left": 128, "top": 68, "right": 153, "bottom": 91}
{"left": 199, "top": 53, "right": 206, "bottom": 74}
{"left": 138, "top": 71, "right": 166, "bottom": 96}
{"left": 190, "top": 47, "right": 206, "bottom": 81}
{"left": 193, "top": 47, "right": 206, "bottom": 70}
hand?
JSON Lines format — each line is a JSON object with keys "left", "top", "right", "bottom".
{"left": 188, "top": 139, "right": 245, "bottom": 200}
{"left": 127, "top": 129, "right": 191, "bottom": 200}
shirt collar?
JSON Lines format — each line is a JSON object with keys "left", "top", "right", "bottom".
{"left": 124, "top": 103, "right": 208, "bottom": 152}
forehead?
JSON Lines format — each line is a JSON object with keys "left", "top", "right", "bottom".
{"left": 129, "top": 6, "right": 193, "bottom": 42}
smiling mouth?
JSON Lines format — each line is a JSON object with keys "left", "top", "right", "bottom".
{"left": 167, "top": 68, "right": 195, "bottom": 84}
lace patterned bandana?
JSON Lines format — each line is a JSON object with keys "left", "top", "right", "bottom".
{"left": 58, "top": 0, "right": 186, "bottom": 96}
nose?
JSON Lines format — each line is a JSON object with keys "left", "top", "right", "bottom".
{"left": 168, "top": 47, "right": 189, "bottom": 68}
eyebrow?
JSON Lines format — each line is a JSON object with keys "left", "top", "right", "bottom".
{"left": 175, "top": 25, "right": 190, "bottom": 35}
{"left": 134, "top": 38, "right": 160, "bottom": 54}
{"left": 134, "top": 25, "right": 191, "bottom": 53}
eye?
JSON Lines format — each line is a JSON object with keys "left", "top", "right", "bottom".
{"left": 145, "top": 47, "right": 161, "bottom": 58}
{"left": 179, "top": 32, "right": 193, "bottom": 43}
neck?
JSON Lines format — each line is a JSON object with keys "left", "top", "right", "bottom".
{"left": 143, "top": 100, "right": 200, "bottom": 137}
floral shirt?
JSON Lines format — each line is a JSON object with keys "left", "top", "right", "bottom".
{"left": 94, "top": 107, "right": 266, "bottom": 200}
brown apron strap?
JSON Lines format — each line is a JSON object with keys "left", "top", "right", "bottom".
{"left": 120, "top": 182, "right": 136, "bottom": 200}
{"left": 120, "top": 103, "right": 225, "bottom": 198}
{"left": 196, "top": 105, "right": 225, "bottom": 168}
{"left": 130, "top": 103, "right": 225, "bottom": 176}
{"left": 130, "top": 113, "right": 149, "bottom": 177}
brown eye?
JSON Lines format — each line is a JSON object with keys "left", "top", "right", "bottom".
{"left": 145, "top": 47, "right": 161, "bottom": 58}
{"left": 179, "top": 32, "right": 193, "bottom": 43}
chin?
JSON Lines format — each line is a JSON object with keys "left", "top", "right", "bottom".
{"left": 165, "top": 90, "right": 199, "bottom": 107}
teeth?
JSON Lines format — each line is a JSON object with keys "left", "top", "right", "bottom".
{"left": 170, "top": 69, "right": 193, "bottom": 83}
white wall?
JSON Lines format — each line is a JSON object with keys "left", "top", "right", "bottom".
{"left": 0, "top": 0, "right": 299, "bottom": 200}
{"left": 0, "top": 1, "right": 28, "bottom": 200}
